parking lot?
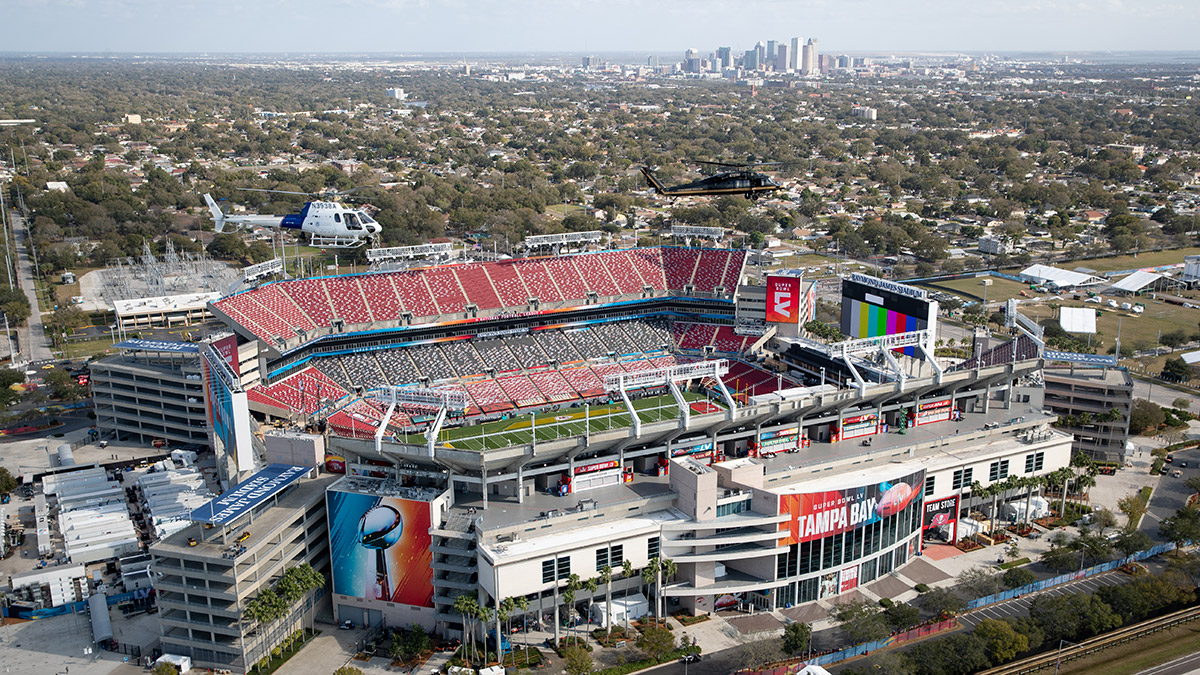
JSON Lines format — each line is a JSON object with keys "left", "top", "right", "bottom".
{"left": 958, "top": 570, "right": 1142, "bottom": 630}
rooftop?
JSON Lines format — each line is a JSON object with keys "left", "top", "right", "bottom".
{"left": 1043, "top": 366, "right": 1133, "bottom": 387}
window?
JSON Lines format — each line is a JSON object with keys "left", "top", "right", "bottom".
{"left": 595, "top": 547, "right": 609, "bottom": 571}
{"left": 716, "top": 499, "right": 751, "bottom": 517}
{"left": 1025, "top": 451, "right": 1045, "bottom": 474}
{"left": 542, "top": 559, "right": 555, "bottom": 584}
{"left": 646, "top": 538, "right": 658, "bottom": 561}
{"left": 611, "top": 544, "right": 623, "bottom": 565}
{"left": 923, "top": 475, "right": 936, "bottom": 498}
{"left": 557, "top": 557, "right": 570, "bottom": 580}
{"left": 989, "top": 459, "right": 1010, "bottom": 482}
{"left": 952, "top": 468, "right": 974, "bottom": 491}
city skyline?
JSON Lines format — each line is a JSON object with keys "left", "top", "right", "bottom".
{"left": 3, "top": 0, "right": 1197, "bottom": 55}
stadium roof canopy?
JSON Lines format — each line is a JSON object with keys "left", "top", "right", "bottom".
{"left": 1110, "top": 270, "right": 1163, "bottom": 294}
{"left": 1018, "top": 264, "right": 1105, "bottom": 289}
{"left": 1059, "top": 307, "right": 1097, "bottom": 334}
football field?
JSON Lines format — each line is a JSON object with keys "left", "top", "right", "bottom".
{"left": 400, "top": 392, "right": 722, "bottom": 451}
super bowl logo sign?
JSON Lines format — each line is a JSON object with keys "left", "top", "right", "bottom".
{"left": 765, "top": 275, "right": 802, "bottom": 324}
{"left": 780, "top": 469, "right": 925, "bottom": 545}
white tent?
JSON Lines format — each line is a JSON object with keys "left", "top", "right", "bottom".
{"left": 1059, "top": 307, "right": 1097, "bottom": 334}
{"left": 1019, "top": 264, "right": 1104, "bottom": 289}
{"left": 590, "top": 593, "right": 649, "bottom": 628}
{"left": 155, "top": 654, "right": 192, "bottom": 673}
{"left": 1111, "top": 270, "right": 1163, "bottom": 294}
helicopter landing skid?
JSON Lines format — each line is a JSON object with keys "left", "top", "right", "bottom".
{"left": 307, "top": 234, "right": 368, "bottom": 249}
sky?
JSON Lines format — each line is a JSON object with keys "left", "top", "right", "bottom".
{"left": 5, "top": 0, "right": 1197, "bottom": 55}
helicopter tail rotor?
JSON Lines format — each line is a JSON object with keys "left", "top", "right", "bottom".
{"left": 640, "top": 166, "right": 665, "bottom": 193}
{"left": 203, "top": 193, "right": 227, "bottom": 233}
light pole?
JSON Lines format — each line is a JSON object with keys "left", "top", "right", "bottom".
{"left": 1054, "top": 639, "right": 1077, "bottom": 674}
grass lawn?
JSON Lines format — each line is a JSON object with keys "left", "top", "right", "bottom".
{"left": 61, "top": 338, "right": 119, "bottom": 360}
{"left": 403, "top": 392, "right": 720, "bottom": 451}
{"left": 1053, "top": 247, "right": 1200, "bottom": 274}
{"left": 924, "top": 277, "right": 1031, "bottom": 304}
{"left": 1057, "top": 621, "right": 1200, "bottom": 674}
{"left": 1020, "top": 297, "right": 1194, "bottom": 354}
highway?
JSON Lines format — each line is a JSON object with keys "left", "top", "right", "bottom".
{"left": 1137, "top": 650, "right": 1200, "bottom": 675}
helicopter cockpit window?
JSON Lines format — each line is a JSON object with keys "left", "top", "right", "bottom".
{"left": 344, "top": 212, "right": 363, "bottom": 230}
{"left": 359, "top": 212, "right": 376, "bottom": 224}
{"left": 334, "top": 213, "right": 342, "bottom": 223}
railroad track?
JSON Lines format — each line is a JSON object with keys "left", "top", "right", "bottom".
{"left": 980, "top": 605, "right": 1200, "bottom": 674}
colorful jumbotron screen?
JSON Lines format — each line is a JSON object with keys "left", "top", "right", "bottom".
{"left": 838, "top": 275, "right": 937, "bottom": 358}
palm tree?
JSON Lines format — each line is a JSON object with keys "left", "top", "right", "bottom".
{"left": 564, "top": 573, "right": 580, "bottom": 641}
{"left": 514, "top": 595, "right": 530, "bottom": 663}
{"left": 621, "top": 559, "right": 635, "bottom": 633}
{"left": 599, "top": 565, "right": 614, "bottom": 640}
{"left": 972, "top": 481, "right": 999, "bottom": 534}
{"left": 642, "top": 558, "right": 661, "bottom": 621}
{"left": 498, "top": 598, "right": 514, "bottom": 668}
{"left": 659, "top": 558, "right": 677, "bottom": 619}
{"left": 476, "top": 605, "right": 494, "bottom": 664}
{"left": 584, "top": 577, "right": 600, "bottom": 635}
{"left": 453, "top": 593, "right": 480, "bottom": 667}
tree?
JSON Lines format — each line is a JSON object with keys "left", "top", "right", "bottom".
{"left": 906, "top": 633, "right": 991, "bottom": 675}
{"left": 782, "top": 621, "right": 811, "bottom": 658}
{"left": 152, "top": 663, "right": 179, "bottom": 675}
{"left": 453, "top": 593, "right": 481, "bottom": 667}
{"left": 919, "top": 586, "right": 966, "bottom": 618}
{"left": 832, "top": 600, "right": 890, "bottom": 644}
{"left": 957, "top": 567, "right": 1003, "bottom": 598}
{"left": 1028, "top": 593, "right": 1121, "bottom": 643}
{"left": 598, "top": 564, "right": 613, "bottom": 640}
{"left": 1002, "top": 566, "right": 1036, "bottom": 590}
{"left": 563, "top": 645, "right": 593, "bottom": 675}
{"left": 974, "top": 618, "right": 1029, "bottom": 664}
{"left": 1160, "top": 506, "right": 1200, "bottom": 547}
{"left": 1173, "top": 397, "right": 1192, "bottom": 410}
{"left": 636, "top": 626, "right": 675, "bottom": 663}
{"left": 333, "top": 668, "right": 364, "bottom": 675}
{"left": 737, "top": 638, "right": 781, "bottom": 671}
{"left": 0, "top": 467, "right": 18, "bottom": 494}
{"left": 883, "top": 602, "right": 920, "bottom": 632}
{"left": 1114, "top": 528, "right": 1153, "bottom": 557}
{"left": 1129, "top": 399, "right": 1165, "bottom": 435}
{"left": 1040, "top": 540, "right": 1079, "bottom": 572}
{"left": 1091, "top": 508, "right": 1118, "bottom": 535}
{"left": 642, "top": 559, "right": 660, "bottom": 619}
{"left": 1117, "top": 492, "right": 1149, "bottom": 531}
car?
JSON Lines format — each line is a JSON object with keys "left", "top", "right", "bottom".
{"left": 1182, "top": 461, "right": 1189, "bottom": 469}
{"left": 339, "top": 620, "right": 355, "bottom": 630}
{"left": 40, "top": 364, "right": 54, "bottom": 370}
{"left": 681, "top": 654, "right": 701, "bottom": 663}
{"left": 1167, "top": 455, "right": 1173, "bottom": 463}
{"left": 1172, "top": 470, "right": 1183, "bottom": 478}
{"left": 235, "top": 530, "right": 251, "bottom": 543}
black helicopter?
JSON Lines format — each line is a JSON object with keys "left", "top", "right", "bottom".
{"left": 640, "top": 160, "right": 784, "bottom": 199}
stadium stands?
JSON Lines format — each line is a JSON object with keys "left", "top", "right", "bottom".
{"left": 592, "top": 322, "right": 644, "bottom": 356}
{"left": 441, "top": 340, "right": 488, "bottom": 378}
{"left": 407, "top": 344, "right": 459, "bottom": 382}
{"left": 473, "top": 339, "right": 522, "bottom": 373}
{"left": 374, "top": 349, "right": 423, "bottom": 387}
{"left": 424, "top": 267, "right": 469, "bottom": 314}
{"left": 534, "top": 330, "right": 584, "bottom": 365}
{"left": 340, "top": 352, "right": 387, "bottom": 387}
{"left": 530, "top": 370, "right": 576, "bottom": 402}
{"left": 487, "top": 261, "right": 532, "bottom": 307}
{"left": 712, "top": 326, "right": 750, "bottom": 354}
{"left": 506, "top": 337, "right": 547, "bottom": 367}
{"left": 674, "top": 322, "right": 719, "bottom": 351}
{"left": 566, "top": 328, "right": 611, "bottom": 359}
{"left": 663, "top": 248, "right": 700, "bottom": 289}
{"left": 324, "top": 277, "right": 373, "bottom": 325}
{"left": 560, "top": 366, "right": 605, "bottom": 397}
{"left": 497, "top": 375, "right": 547, "bottom": 408}
{"left": 464, "top": 378, "right": 514, "bottom": 413}
{"left": 454, "top": 264, "right": 503, "bottom": 310}
{"left": 212, "top": 248, "right": 748, "bottom": 343}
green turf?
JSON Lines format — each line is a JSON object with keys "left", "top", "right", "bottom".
{"left": 400, "top": 392, "right": 719, "bottom": 451}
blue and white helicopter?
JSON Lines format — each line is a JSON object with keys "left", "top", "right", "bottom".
{"left": 204, "top": 188, "right": 381, "bottom": 248}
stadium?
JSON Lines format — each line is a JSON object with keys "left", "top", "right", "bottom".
{"left": 156, "top": 242, "right": 1072, "bottom": 672}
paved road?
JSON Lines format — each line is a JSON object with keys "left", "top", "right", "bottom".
{"left": 1137, "top": 649, "right": 1200, "bottom": 675}
{"left": 11, "top": 209, "right": 53, "bottom": 363}
{"left": 1145, "top": 446, "right": 1200, "bottom": 541}
{"left": 1132, "top": 377, "right": 1196, "bottom": 409}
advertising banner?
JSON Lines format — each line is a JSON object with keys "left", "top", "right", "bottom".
{"left": 214, "top": 335, "right": 240, "bottom": 376}
{"left": 779, "top": 469, "right": 925, "bottom": 545}
{"left": 765, "top": 275, "right": 803, "bottom": 324}
{"left": 922, "top": 494, "right": 960, "bottom": 544}
{"left": 839, "top": 565, "right": 860, "bottom": 593}
{"left": 913, "top": 398, "right": 954, "bottom": 426}
{"left": 327, "top": 490, "right": 434, "bottom": 608}
{"left": 575, "top": 460, "right": 620, "bottom": 475}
